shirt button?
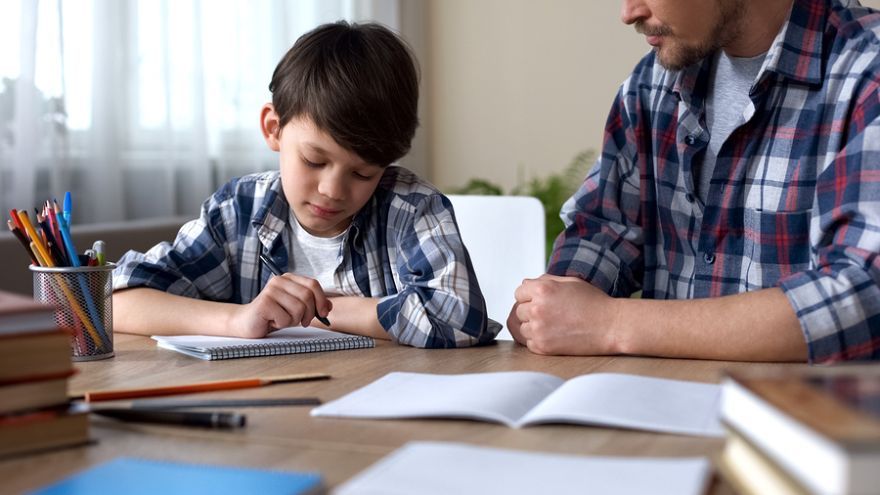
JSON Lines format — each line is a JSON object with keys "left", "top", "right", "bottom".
{"left": 685, "top": 135, "right": 697, "bottom": 145}
{"left": 685, "top": 193, "right": 695, "bottom": 203}
{"left": 703, "top": 252, "right": 715, "bottom": 264}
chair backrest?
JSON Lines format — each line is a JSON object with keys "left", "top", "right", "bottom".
{"left": 447, "top": 195, "right": 545, "bottom": 340}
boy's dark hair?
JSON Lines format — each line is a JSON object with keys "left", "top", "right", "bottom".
{"left": 268, "top": 21, "right": 419, "bottom": 167}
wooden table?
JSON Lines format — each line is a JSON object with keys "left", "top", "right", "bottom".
{"left": 2, "top": 334, "right": 804, "bottom": 493}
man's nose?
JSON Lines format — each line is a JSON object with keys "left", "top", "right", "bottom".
{"left": 621, "top": 0, "right": 650, "bottom": 25}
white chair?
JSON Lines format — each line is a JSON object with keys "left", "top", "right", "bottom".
{"left": 447, "top": 195, "right": 546, "bottom": 340}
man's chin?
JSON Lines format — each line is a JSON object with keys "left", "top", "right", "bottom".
{"left": 655, "top": 46, "right": 709, "bottom": 72}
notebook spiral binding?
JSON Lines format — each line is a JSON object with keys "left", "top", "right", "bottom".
{"left": 213, "top": 336, "right": 374, "bottom": 360}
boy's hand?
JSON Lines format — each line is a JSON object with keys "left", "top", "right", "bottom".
{"left": 228, "top": 274, "right": 333, "bottom": 339}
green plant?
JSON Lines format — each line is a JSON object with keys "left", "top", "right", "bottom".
{"left": 450, "top": 150, "right": 596, "bottom": 259}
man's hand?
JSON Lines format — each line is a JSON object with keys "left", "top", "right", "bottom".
{"left": 507, "top": 274, "right": 622, "bottom": 355}
{"left": 227, "top": 274, "right": 332, "bottom": 338}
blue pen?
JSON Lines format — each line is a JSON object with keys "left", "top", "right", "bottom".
{"left": 58, "top": 215, "right": 111, "bottom": 346}
{"left": 63, "top": 191, "right": 72, "bottom": 224}
{"left": 57, "top": 215, "right": 80, "bottom": 268}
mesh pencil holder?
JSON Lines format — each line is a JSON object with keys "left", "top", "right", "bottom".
{"left": 31, "top": 263, "right": 115, "bottom": 361}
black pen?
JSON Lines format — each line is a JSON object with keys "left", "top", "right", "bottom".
{"left": 91, "top": 408, "right": 246, "bottom": 429}
{"left": 260, "top": 252, "right": 332, "bottom": 326}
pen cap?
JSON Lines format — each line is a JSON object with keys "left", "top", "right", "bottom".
{"left": 30, "top": 263, "right": 116, "bottom": 361}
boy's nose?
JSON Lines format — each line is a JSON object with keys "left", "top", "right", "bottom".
{"left": 317, "top": 174, "right": 345, "bottom": 200}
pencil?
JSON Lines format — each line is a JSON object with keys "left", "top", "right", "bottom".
{"left": 37, "top": 213, "right": 66, "bottom": 266}
{"left": 78, "top": 372, "right": 331, "bottom": 402}
{"left": 260, "top": 253, "right": 332, "bottom": 326}
{"left": 8, "top": 208, "right": 27, "bottom": 236}
{"left": 31, "top": 244, "right": 107, "bottom": 351}
{"left": 7, "top": 220, "right": 38, "bottom": 264}
{"left": 18, "top": 210, "right": 51, "bottom": 264}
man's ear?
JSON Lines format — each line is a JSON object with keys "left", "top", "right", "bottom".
{"left": 260, "top": 103, "right": 281, "bottom": 152}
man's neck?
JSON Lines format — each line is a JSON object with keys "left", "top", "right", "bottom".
{"left": 724, "top": 0, "right": 793, "bottom": 58}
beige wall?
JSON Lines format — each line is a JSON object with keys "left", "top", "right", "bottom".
{"left": 421, "top": 0, "right": 880, "bottom": 192}
{"left": 423, "top": 1, "right": 647, "bottom": 192}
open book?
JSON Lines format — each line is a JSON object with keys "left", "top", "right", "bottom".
{"left": 336, "top": 441, "right": 712, "bottom": 495}
{"left": 153, "top": 327, "right": 374, "bottom": 360}
{"left": 311, "top": 371, "right": 723, "bottom": 437}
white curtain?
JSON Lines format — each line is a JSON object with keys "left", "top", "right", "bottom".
{"left": 1, "top": 0, "right": 401, "bottom": 224}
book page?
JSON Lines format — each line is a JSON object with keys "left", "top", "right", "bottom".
{"left": 311, "top": 371, "right": 564, "bottom": 427}
{"left": 518, "top": 373, "right": 724, "bottom": 437}
{"left": 336, "top": 441, "right": 712, "bottom": 495}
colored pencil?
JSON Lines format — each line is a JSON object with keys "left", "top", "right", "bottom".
{"left": 78, "top": 373, "right": 331, "bottom": 402}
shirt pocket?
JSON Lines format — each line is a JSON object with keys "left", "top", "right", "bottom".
{"left": 743, "top": 208, "right": 811, "bottom": 290}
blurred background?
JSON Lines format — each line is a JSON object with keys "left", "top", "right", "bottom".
{"left": 3, "top": 0, "right": 878, "bottom": 225}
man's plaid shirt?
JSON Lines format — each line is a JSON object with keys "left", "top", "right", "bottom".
{"left": 548, "top": 0, "right": 880, "bottom": 363}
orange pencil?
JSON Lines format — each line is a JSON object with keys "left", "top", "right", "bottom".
{"left": 79, "top": 372, "right": 331, "bottom": 402}
{"left": 18, "top": 210, "right": 51, "bottom": 264}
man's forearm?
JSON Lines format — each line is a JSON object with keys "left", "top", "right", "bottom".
{"left": 113, "top": 288, "right": 238, "bottom": 336}
{"left": 614, "top": 288, "right": 808, "bottom": 362}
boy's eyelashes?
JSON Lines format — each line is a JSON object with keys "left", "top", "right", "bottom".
{"left": 303, "top": 158, "right": 325, "bottom": 168}
{"left": 301, "top": 157, "right": 375, "bottom": 181}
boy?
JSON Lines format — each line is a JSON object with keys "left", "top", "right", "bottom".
{"left": 112, "top": 21, "right": 500, "bottom": 348}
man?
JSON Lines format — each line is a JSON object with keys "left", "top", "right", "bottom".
{"left": 508, "top": 0, "right": 880, "bottom": 363}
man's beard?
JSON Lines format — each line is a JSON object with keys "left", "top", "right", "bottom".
{"left": 636, "top": 0, "right": 745, "bottom": 71}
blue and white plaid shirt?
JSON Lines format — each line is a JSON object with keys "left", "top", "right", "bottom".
{"left": 113, "top": 166, "right": 500, "bottom": 348}
{"left": 549, "top": 0, "right": 880, "bottom": 363}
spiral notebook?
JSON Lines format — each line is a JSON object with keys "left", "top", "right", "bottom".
{"left": 152, "top": 327, "right": 374, "bottom": 360}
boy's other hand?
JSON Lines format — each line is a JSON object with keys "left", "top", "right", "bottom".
{"left": 228, "top": 274, "right": 333, "bottom": 338}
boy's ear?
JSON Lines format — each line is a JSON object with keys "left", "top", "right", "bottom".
{"left": 260, "top": 103, "right": 282, "bottom": 152}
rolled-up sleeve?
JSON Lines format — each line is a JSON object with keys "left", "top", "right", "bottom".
{"left": 113, "top": 186, "right": 237, "bottom": 302}
{"left": 547, "top": 83, "right": 645, "bottom": 297}
{"left": 376, "top": 194, "right": 501, "bottom": 348}
{"left": 779, "top": 87, "right": 880, "bottom": 363}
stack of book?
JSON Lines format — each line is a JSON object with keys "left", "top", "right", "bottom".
{"left": 0, "top": 289, "right": 88, "bottom": 457}
{"left": 718, "top": 368, "right": 880, "bottom": 495}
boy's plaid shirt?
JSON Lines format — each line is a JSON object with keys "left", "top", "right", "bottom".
{"left": 548, "top": 0, "right": 880, "bottom": 363}
{"left": 114, "top": 167, "right": 500, "bottom": 348}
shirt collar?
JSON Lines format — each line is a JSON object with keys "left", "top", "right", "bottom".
{"left": 253, "top": 175, "right": 290, "bottom": 253}
{"left": 672, "top": 0, "right": 826, "bottom": 106}
{"left": 250, "top": 166, "right": 400, "bottom": 256}
{"left": 760, "top": 0, "right": 826, "bottom": 86}
{"left": 252, "top": 173, "right": 373, "bottom": 256}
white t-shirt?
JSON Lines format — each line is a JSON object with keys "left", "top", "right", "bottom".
{"left": 287, "top": 211, "right": 345, "bottom": 293}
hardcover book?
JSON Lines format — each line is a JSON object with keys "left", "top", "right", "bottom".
{"left": 0, "top": 408, "right": 88, "bottom": 458}
{"left": 720, "top": 368, "right": 880, "bottom": 495}
{"left": 0, "top": 289, "right": 57, "bottom": 334}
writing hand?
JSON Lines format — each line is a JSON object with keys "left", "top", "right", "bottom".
{"left": 228, "top": 274, "right": 332, "bottom": 338}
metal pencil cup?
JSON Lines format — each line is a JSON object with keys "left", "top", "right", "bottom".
{"left": 31, "top": 263, "right": 115, "bottom": 361}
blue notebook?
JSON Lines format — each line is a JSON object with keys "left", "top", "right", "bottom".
{"left": 31, "top": 458, "right": 323, "bottom": 495}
